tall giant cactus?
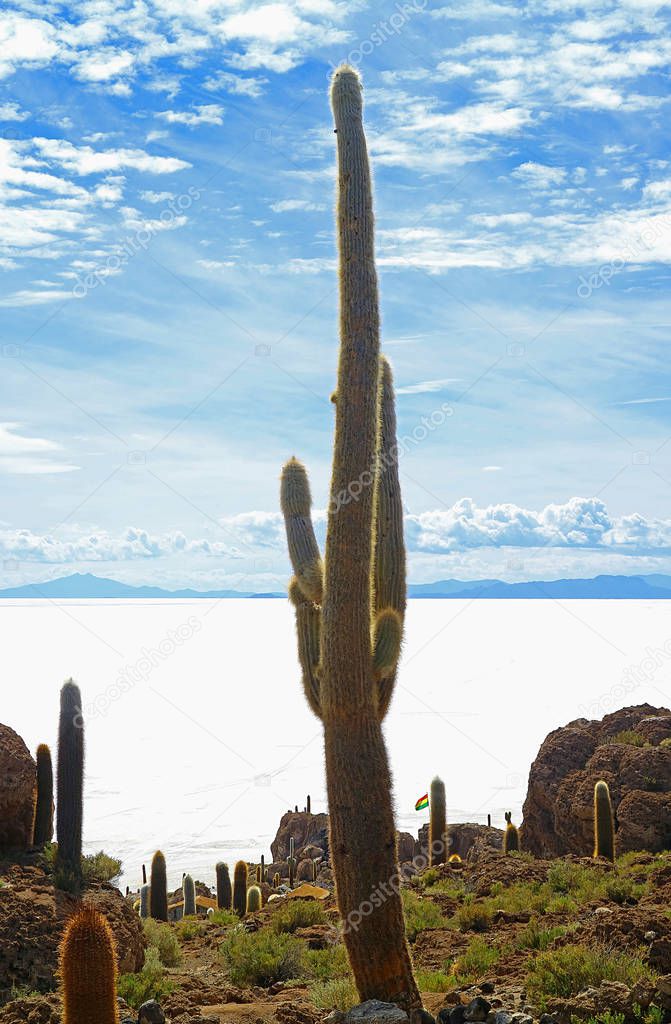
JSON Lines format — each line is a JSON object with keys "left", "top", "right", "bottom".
{"left": 56, "top": 679, "right": 84, "bottom": 891}
{"left": 33, "top": 743, "right": 54, "bottom": 847}
{"left": 279, "top": 66, "right": 420, "bottom": 1012}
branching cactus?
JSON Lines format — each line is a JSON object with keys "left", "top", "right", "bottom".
{"left": 150, "top": 851, "right": 168, "bottom": 922}
{"left": 594, "top": 780, "right": 615, "bottom": 861}
{"left": 216, "top": 862, "right": 232, "bottom": 910}
{"left": 60, "top": 905, "right": 119, "bottom": 1024}
{"left": 429, "top": 776, "right": 447, "bottom": 866}
{"left": 503, "top": 812, "right": 520, "bottom": 854}
{"left": 233, "top": 860, "right": 248, "bottom": 917}
{"left": 56, "top": 680, "right": 84, "bottom": 891}
{"left": 183, "top": 874, "right": 196, "bottom": 917}
{"left": 279, "top": 66, "right": 420, "bottom": 1012}
{"left": 33, "top": 743, "right": 54, "bottom": 847}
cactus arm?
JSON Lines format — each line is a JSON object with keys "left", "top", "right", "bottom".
{"left": 288, "top": 577, "right": 322, "bottom": 718}
{"left": 372, "top": 356, "right": 406, "bottom": 719}
{"left": 281, "top": 457, "right": 323, "bottom": 604}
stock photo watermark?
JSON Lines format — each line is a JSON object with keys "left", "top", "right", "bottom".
{"left": 329, "top": 0, "right": 428, "bottom": 73}
{"left": 78, "top": 615, "right": 202, "bottom": 723}
{"left": 577, "top": 213, "right": 671, "bottom": 299}
{"left": 72, "top": 187, "right": 202, "bottom": 299}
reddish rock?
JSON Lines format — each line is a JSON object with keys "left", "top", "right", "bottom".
{"left": 271, "top": 812, "right": 330, "bottom": 862}
{"left": 415, "top": 823, "right": 502, "bottom": 862}
{"left": 522, "top": 704, "right": 671, "bottom": 857}
{"left": 0, "top": 724, "right": 36, "bottom": 851}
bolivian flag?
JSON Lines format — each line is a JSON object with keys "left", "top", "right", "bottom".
{"left": 415, "top": 793, "right": 429, "bottom": 812}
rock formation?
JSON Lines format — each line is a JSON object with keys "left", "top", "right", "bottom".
{"left": 0, "top": 724, "right": 36, "bottom": 851}
{"left": 415, "top": 822, "right": 503, "bottom": 862}
{"left": 522, "top": 703, "right": 671, "bottom": 857}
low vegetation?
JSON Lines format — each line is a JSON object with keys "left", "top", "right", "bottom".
{"left": 526, "top": 944, "right": 656, "bottom": 1009}
{"left": 118, "top": 948, "right": 174, "bottom": 1009}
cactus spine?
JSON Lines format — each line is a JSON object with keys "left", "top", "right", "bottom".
{"left": 139, "top": 884, "right": 150, "bottom": 918}
{"left": 246, "top": 885, "right": 262, "bottom": 914}
{"left": 233, "top": 860, "right": 248, "bottom": 917}
{"left": 56, "top": 680, "right": 84, "bottom": 891}
{"left": 429, "top": 776, "right": 447, "bottom": 866}
{"left": 279, "top": 66, "right": 419, "bottom": 1012}
{"left": 503, "top": 812, "right": 520, "bottom": 854}
{"left": 594, "top": 780, "right": 615, "bottom": 861}
{"left": 33, "top": 743, "right": 54, "bottom": 847}
{"left": 60, "top": 905, "right": 119, "bottom": 1024}
{"left": 216, "top": 862, "right": 232, "bottom": 910}
{"left": 183, "top": 874, "right": 196, "bottom": 916}
{"left": 150, "top": 851, "right": 168, "bottom": 922}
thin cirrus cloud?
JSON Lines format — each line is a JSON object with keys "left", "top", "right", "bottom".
{"left": 0, "top": 423, "right": 79, "bottom": 474}
{"left": 396, "top": 378, "right": 462, "bottom": 395}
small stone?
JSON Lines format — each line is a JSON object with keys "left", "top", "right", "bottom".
{"left": 138, "top": 1000, "right": 166, "bottom": 1024}
{"left": 480, "top": 983, "right": 495, "bottom": 995}
{"left": 324, "top": 1013, "right": 345, "bottom": 1024}
{"left": 594, "top": 907, "right": 613, "bottom": 916}
{"left": 449, "top": 1008, "right": 466, "bottom": 1024}
{"left": 539, "top": 1015, "right": 557, "bottom": 1024}
{"left": 411, "top": 1011, "right": 435, "bottom": 1024}
{"left": 436, "top": 1010, "right": 452, "bottom": 1024}
{"left": 343, "top": 1002, "right": 410, "bottom": 1024}
{"left": 494, "top": 1012, "right": 512, "bottom": 1024}
{"left": 645, "top": 931, "right": 658, "bottom": 942}
{"left": 465, "top": 999, "right": 492, "bottom": 1023}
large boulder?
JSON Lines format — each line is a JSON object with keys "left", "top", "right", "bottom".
{"left": 415, "top": 822, "right": 502, "bottom": 862}
{"left": 0, "top": 724, "right": 36, "bottom": 851}
{"left": 271, "top": 811, "right": 330, "bottom": 862}
{"left": 522, "top": 704, "right": 671, "bottom": 857}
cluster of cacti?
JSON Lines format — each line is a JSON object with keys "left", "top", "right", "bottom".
{"left": 56, "top": 680, "right": 85, "bottom": 892}
{"left": 216, "top": 862, "right": 232, "bottom": 909}
{"left": 287, "top": 836, "right": 296, "bottom": 889}
{"left": 246, "top": 885, "right": 262, "bottom": 914}
{"left": 150, "top": 850, "right": 168, "bottom": 922}
{"left": 233, "top": 860, "right": 248, "bottom": 917}
{"left": 503, "top": 812, "right": 520, "bottom": 854}
{"left": 139, "top": 884, "right": 150, "bottom": 919}
{"left": 279, "top": 66, "right": 420, "bottom": 1011}
{"left": 33, "top": 743, "right": 54, "bottom": 848}
{"left": 60, "top": 905, "right": 119, "bottom": 1024}
{"left": 429, "top": 776, "right": 447, "bottom": 866}
{"left": 183, "top": 873, "right": 196, "bottom": 917}
{"left": 594, "top": 779, "right": 615, "bottom": 861}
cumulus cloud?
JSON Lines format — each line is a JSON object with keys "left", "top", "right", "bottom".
{"left": 32, "top": 138, "right": 190, "bottom": 175}
{"left": 157, "top": 104, "right": 224, "bottom": 127}
{"left": 0, "top": 526, "right": 238, "bottom": 563}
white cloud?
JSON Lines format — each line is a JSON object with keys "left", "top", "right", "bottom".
{"left": 270, "top": 198, "right": 324, "bottom": 212}
{"left": 204, "top": 71, "right": 268, "bottom": 97}
{"left": 0, "top": 423, "right": 78, "bottom": 473}
{"left": 512, "top": 162, "right": 567, "bottom": 189}
{"left": 0, "top": 525, "right": 238, "bottom": 562}
{"left": 32, "top": 138, "right": 191, "bottom": 175}
{"left": 0, "top": 101, "right": 29, "bottom": 121}
{"left": 0, "top": 288, "right": 77, "bottom": 306}
{"left": 396, "top": 378, "right": 461, "bottom": 395}
{"left": 157, "top": 104, "right": 224, "bottom": 127}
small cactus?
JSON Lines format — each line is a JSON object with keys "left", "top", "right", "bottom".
{"left": 273, "top": 871, "right": 281, "bottom": 888}
{"left": 312, "top": 859, "right": 319, "bottom": 883}
{"left": 233, "top": 861, "right": 248, "bottom": 917}
{"left": 429, "top": 776, "right": 447, "bottom": 866}
{"left": 307, "top": 794, "right": 311, "bottom": 814}
{"left": 216, "top": 862, "right": 232, "bottom": 910}
{"left": 594, "top": 780, "right": 615, "bottom": 861}
{"left": 261, "top": 854, "right": 265, "bottom": 882}
{"left": 150, "top": 851, "right": 168, "bottom": 922}
{"left": 56, "top": 680, "right": 84, "bottom": 891}
{"left": 183, "top": 874, "right": 196, "bottom": 917}
{"left": 33, "top": 743, "right": 54, "bottom": 847}
{"left": 246, "top": 885, "right": 262, "bottom": 914}
{"left": 60, "top": 905, "right": 118, "bottom": 1024}
{"left": 139, "top": 884, "right": 150, "bottom": 919}
{"left": 503, "top": 812, "right": 520, "bottom": 854}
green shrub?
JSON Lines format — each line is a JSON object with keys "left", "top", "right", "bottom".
{"left": 516, "top": 920, "right": 567, "bottom": 951}
{"left": 310, "top": 978, "right": 359, "bottom": 1011}
{"left": 607, "top": 730, "right": 648, "bottom": 747}
{"left": 306, "top": 944, "right": 351, "bottom": 982}
{"left": 208, "top": 909, "right": 239, "bottom": 927}
{"left": 271, "top": 900, "right": 327, "bottom": 934}
{"left": 143, "top": 919, "right": 181, "bottom": 967}
{"left": 81, "top": 850, "right": 123, "bottom": 884}
{"left": 454, "top": 901, "right": 494, "bottom": 933}
{"left": 118, "top": 948, "right": 174, "bottom": 1009}
{"left": 420, "top": 868, "right": 441, "bottom": 888}
{"left": 175, "top": 916, "right": 206, "bottom": 941}
{"left": 659, "top": 738, "right": 671, "bottom": 749}
{"left": 455, "top": 937, "right": 500, "bottom": 981}
{"left": 221, "top": 929, "right": 307, "bottom": 986}
{"left": 546, "top": 894, "right": 578, "bottom": 915}
{"left": 415, "top": 969, "right": 458, "bottom": 993}
{"left": 604, "top": 877, "right": 644, "bottom": 905}
{"left": 402, "top": 890, "right": 448, "bottom": 941}
{"left": 526, "top": 944, "right": 656, "bottom": 1009}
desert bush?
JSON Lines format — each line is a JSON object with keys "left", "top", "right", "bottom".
{"left": 81, "top": 850, "right": 123, "bottom": 884}
{"left": 604, "top": 876, "right": 644, "bottom": 905}
{"left": 607, "top": 730, "right": 648, "bottom": 747}
{"left": 310, "top": 978, "right": 359, "bottom": 1011}
{"left": 402, "top": 890, "right": 448, "bottom": 941}
{"left": 208, "top": 909, "right": 239, "bottom": 927}
{"left": 453, "top": 901, "right": 494, "bottom": 933}
{"left": 526, "top": 943, "right": 655, "bottom": 1008}
{"left": 415, "top": 969, "right": 458, "bottom": 993}
{"left": 516, "top": 920, "right": 568, "bottom": 951}
{"left": 455, "top": 937, "right": 500, "bottom": 980}
{"left": 118, "top": 948, "right": 174, "bottom": 1009}
{"left": 143, "top": 919, "right": 181, "bottom": 967}
{"left": 221, "top": 930, "right": 306, "bottom": 986}
{"left": 271, "top": 900, "right": 327, "bottom": 934}
{"left": 175, "top": 916, "right": 206, "bottom": 941}
{"left": 306, "top": 943, "right": 351, "bottom": 981}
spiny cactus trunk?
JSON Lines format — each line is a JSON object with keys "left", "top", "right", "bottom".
{"left": 594, "top": 780, "right": 615, "bottom": 861}
{"left": 150, "top": 851, "right": 168, "bottom": 922}
{"left": 233, "top": 861, "right": 248, "bottom": 917}
{"left": 429, "top": 776, "right": 447, "bottom": 866}
{"left": 216, "top": 862, "right": 232, "bottom": 910}
{"left": 33, "top": 743, "right": 54, "bottom": 847}
{"left": 183, "top": 874, "right": 196, "bottom": 917}
{"left": 60, "top": 905, "right": 119, "bottom": 1024}
{"left": 56, "top": 680, "right": 84, "bottom": 891}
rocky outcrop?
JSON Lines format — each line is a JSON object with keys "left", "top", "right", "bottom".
{"left": 271, "top": 812, "right": 330, "bottom": 863}
{"left": 0, "top": 863, "right": 145, "bottom": 998}
{"left": 522, "top": 704, "right": 671, "bottom": 857}
{"left": 0, "top": 724, "right": 36, "bottom": 851}
{"left": 415, "top": 823, "right": 503, "bottom": 862}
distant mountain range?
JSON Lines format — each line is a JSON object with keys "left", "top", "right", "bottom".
{"left": 1, "top": 571, "right": 671, "bottom": 600}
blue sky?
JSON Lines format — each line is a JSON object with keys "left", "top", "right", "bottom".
{"left": 1, "top": 0, "right": 671, "bottom": 590}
